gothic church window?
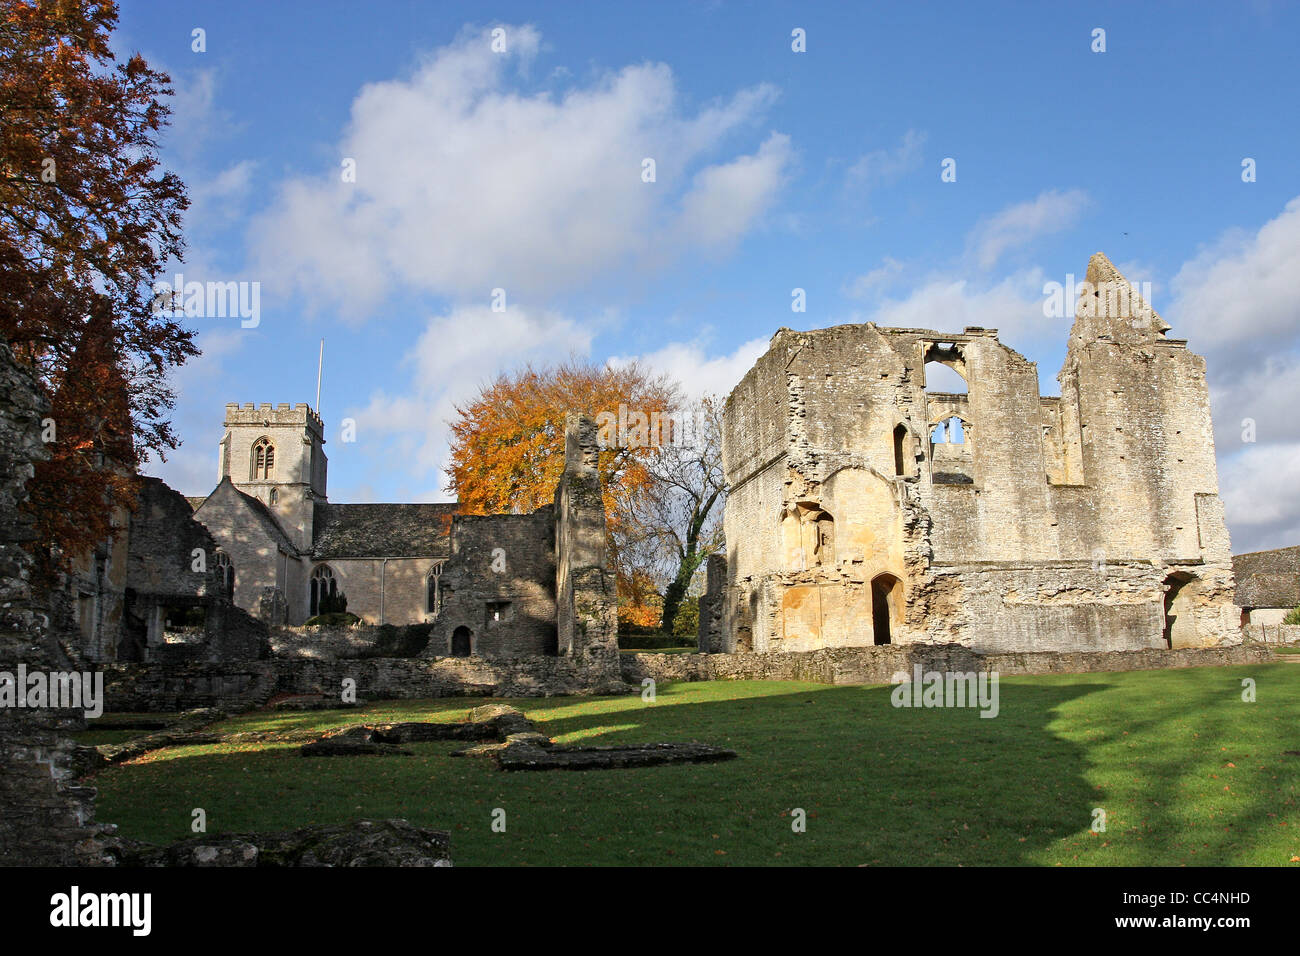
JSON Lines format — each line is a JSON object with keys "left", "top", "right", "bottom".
{"left": 213, "top": 550, "right": 235, "bottom": 601}
{"left": 310, "top": 564, "right": 336, "bottom": 617}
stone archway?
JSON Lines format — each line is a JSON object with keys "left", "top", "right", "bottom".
{"left": 451, "top": 626, "right": 472, "bottom": 657}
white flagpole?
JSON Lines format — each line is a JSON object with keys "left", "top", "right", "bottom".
{"left": 315, "top": 338, "right": 324, "bottom": 412}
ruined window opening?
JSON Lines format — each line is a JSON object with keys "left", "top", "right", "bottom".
{"left": 310, "top": 564, "right": 336, "bottom": 617}
{"left": 871, "top": 574, "right": 902, "bottom": 645}
{"left": 485, "top": 600, "right": 512, "bottom": 627}
{"left": 893, "top": 424, "right": 910, "bottom": 476}
{"left": 451, "top": 626, "right": 472, "bottom": 657}
{"left": 426, "top": 563, "right": 444, "bottom": 616}
{"left": 213, "top": 550, "right": 235, "bottom": 601}
{"left": 930, "top": 416, "right": 967, "bottom": 444}
{"left": 269, "top": 488, "right": 278, "bottom": 505}
{"left": 251, "top": 437, "right": 275, "bottom": 480}
{"left": 923, "top": 342, "right": 968, "bottom": 394}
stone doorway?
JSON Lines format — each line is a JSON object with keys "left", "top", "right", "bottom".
{"left": 1163, "top": 573, "right": 1198, "bottom": 648}
{"left": 451, "top": 626, "right": 472, "bottom": 657}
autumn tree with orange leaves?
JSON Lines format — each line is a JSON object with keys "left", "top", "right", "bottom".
{"left": 446, "top": 359, "right": 681, "bottom": 627}
{"left": 0, "top": 0, "right": 193, "bottom": 583}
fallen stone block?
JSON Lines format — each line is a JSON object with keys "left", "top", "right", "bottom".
{"left": 110, "top": 819, "right": 450, "bottom": 866}
{"left": 496, "top": 740, "right": 737, "bottom": 771}
{"left": 299, "top": 737, "right": 413, "bottom": 757}
{"left": 370, "top": 720, "right": 497, "bottom": 743}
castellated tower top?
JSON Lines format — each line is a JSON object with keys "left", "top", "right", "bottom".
{"left": 224, "top": 402, "right": 324, "bottom": 438}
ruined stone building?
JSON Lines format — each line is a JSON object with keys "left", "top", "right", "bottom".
{"left": 706, "top": 253, "right": 1241, "bottom": 654}
{"left": 185, "top": 408, "right": 618, "bottom": 663}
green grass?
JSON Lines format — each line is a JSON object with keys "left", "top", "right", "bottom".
{"left": 81, "top": 664, "right": 1300, "bottom": 866}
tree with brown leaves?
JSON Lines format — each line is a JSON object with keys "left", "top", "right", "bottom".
{"left": 0, "top": 0, "right": 193, "bottom": 582}
{"left": 446, "top": 358, "right": 680, "bottom": 625}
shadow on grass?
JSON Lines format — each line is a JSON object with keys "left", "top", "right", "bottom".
{"left": 90, "top": 677, "right": 1119, "bottom": 866}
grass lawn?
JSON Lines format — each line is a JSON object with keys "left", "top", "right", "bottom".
{"left": 82, "top": 663, "right": 1300, "bottom": 866}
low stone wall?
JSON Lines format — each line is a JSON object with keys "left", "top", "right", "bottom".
{"left": 1243, "top": 623, "right": 1300, "bottom": 645}
{"left": 103, "top": 656, "right": 631, "bottom": 712}
{"left": 270, "top": 624, "right": 381, "bottom": 660}
{"left": 621, "top": 642, "right": 1276, "bottom": 686}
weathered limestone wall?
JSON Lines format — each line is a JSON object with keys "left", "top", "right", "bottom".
{"left": 554, "top": 414, "right": 619, "bottom": 674}
{"left": 0, "top": 340, "right": 109, "bottom": 866}
{"left": 623, "top": 643, "right": 1274, "bottom": 687}
{"left": 720, "top": 254, "right": 1242, "bottom": 653}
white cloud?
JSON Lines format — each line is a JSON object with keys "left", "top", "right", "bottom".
{"left": 1218, "top": 443, "right": 1300, "bottom": 553}
{"left": 1162, "top": 195, "right": 1300, "bottom": 552}
{"left": 854, "top": 267, "right": 1055, "bottom": 349}
{"left": 845, "top": 256, "right": 904, "bottom": 298}
{"left": 968, "top": 189, "right": 1089, "bottom": 270}
{"left": 846, "top": 129, "right": 926, "bottom": 192}
{"left": 338, "top": 304, "right": 592, "bottom": 500}
{"left": 609, "top": 335, "right": 769, "bottom": 402}
{"left": 251, "top": 25, "right": 789, "bottom": 318}
{"left": 1167, "top": 195, "right": 1300, "bottom": 370}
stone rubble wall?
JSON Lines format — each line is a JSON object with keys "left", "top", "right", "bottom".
{"left": 622, "top": 642, "right": 1275, "bottom": 687}
{"left": 102, "top": 656, "right": 633, "bottom": 712}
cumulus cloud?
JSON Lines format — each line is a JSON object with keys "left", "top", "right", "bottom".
{"left": 968, "top": 189, "right": 1089, "bottom": 270}
{"left": 1162, "top": 196, "right": 1300, "bottom": 551}
{"left": 251, "top": 25, "right": 790, "bottom": 317}
{"left": 609, "top": 335, "right": 770, "bottom": 402}
{"left": 1167, "top": 196, "right": 1300, "bottom": 372}
{"left": 337, "top": 304, "right": 592, "bottom": 500}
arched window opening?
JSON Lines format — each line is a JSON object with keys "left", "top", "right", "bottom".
{"left": 269, "top": 488, "right": 278, "bottom": 505}
{"left": 426, "top": 563, "right": 444, "bottom": 616}
{"left": 923, "top": 342, "right": 968, "bottom": 394}
{"left": 930, "top": 417, "right": 968, "bottom": 444}
{"left": 893, "top": 424, "right": 911, "bottom": 476}
{"left": 251, "top": 437, "right": 275, "bottom": 480}
{"left": 213, "top": 550, "right": 235, "bottom": 601}
{"left": 871, "top": 573, "right": 903, "bottom": 645}
{"left": 310, "top": 564, "right": 336, "bottom": 617}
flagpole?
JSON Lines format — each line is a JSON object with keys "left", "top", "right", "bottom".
{"left": 315, "top": 338, "right": 324, "bottom": 412}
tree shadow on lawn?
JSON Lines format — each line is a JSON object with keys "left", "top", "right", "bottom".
{"left": 1037, "top": 663, "right": 1300, "bottom": 866}
{"left": 92, "top": 678, "right": 1108, "bottom": 865}
{"left": 92, "top": 668, "right": 1299, "bottom": 865}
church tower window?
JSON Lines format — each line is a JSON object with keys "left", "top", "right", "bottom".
{"left": 251, "top": 437, "right": 275, "bottom": 480}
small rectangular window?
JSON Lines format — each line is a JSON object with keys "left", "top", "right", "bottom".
{"left": 485, "top": 601, "right": 512, "bottom": 627}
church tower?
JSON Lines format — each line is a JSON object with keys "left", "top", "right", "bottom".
{"left": 218, "top": 403, "right": 327, "bottom": 552}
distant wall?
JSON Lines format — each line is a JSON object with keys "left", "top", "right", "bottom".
{"left": 622, "top": 643, "right": 1275, "bottom": 686}
{"left": 102, "top": 656, "right": 631, "bottom": 712}
{"left": 1243, "top": 623, "right": 1300, "bottom": 644}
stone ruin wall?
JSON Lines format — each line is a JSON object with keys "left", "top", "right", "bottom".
{"left": 716, "top": 257, "right": 1242, "bottom": 654}
{"left": 0, "top": 340, "right": 110, "bottom": 865}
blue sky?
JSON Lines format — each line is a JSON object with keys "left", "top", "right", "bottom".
{"left": 117, "top": 1, "right": 1300, "bottom": 552}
